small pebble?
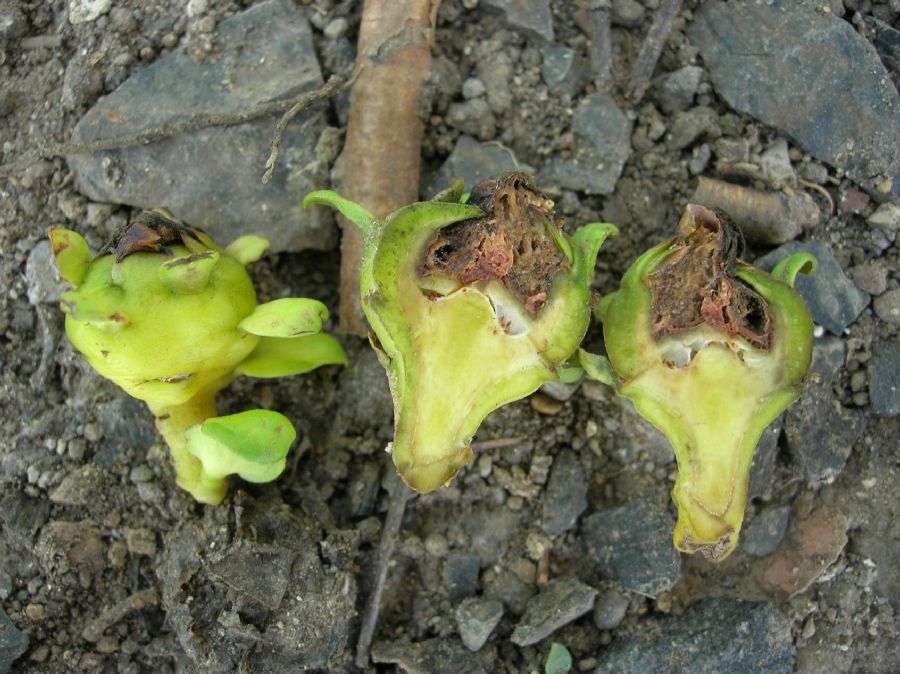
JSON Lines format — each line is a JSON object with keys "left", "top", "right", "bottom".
{"left": 323, "top": 17, "right": 348, "bottom": 40}
{"left": 25, "top": 603, "right": 46, "bottom": 621}
{"left": 425, "top": 533, "right": 449, "bottom": 558}
{"left": 462, "top": 77, "right": 486, "bottom": 99}
{"left": 83, "top": 423, "right": 103, "bottom": 443}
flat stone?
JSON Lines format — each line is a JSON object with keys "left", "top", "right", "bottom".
{"left": 870, "top": 339, "right": 900, "bottom": 417}
{"left": 755, "top": 241, "right": 869, "bottom": 335}
{"left": 784, "top": 338, "right": 864, "bottom": 483}
{"left": 582, "top": 497, "right": 681, "bottom": 596}
{"left": 26, "top": 240, "right": 64, "bottom": 305}
{"left": 592, "top": 598, "right": 793, "bottom": 674}
{"left": 510, "top": 577, "right": 596, "bottom": 646}
{"left": 426, "top": 135, "right": 525, "bottom": 198}
{"left": 873, "top": 287, "right": 900, "bottom": 326}
{"left": 849, "top": 262, "right": 888, "bottom": 296}
{"left": 0, "top": 491, "right": 50, "bottom": 548}
{"left": 756, "top": 502, "right": 849, "bottom": 600}
{"left": 371, "top": 637, "right": 493, "bottom": 674}
{"left": 0, "top": 604, "right": 28, "bottom": 674}
{"left": 541, "top": 449, "right": 587, "bottom": 536}
{"left": 67, "top": 0, "right": 336, "bottom": 253}
{"left": 482, "top": 0, "right": 554, "bottom": 43}
{"left": 742, "top": 506, "right": 791, "bottom": 557}
{"left": 652, "top": 66, "right": 703, "bottom": 113}
{"left": 456, "top": 597, "right": 504, "bottom": 651}
{"left": 867, "top": 202, "right": 900, "bottom": 236}
{"left": 541, "top": 93, "right": 632, "bottom": 195}
{"left": 689, "top": 1, "right": 900, "bottom": 199}
{"left": 446, "top": 552, "right": 482, "bottom": 603}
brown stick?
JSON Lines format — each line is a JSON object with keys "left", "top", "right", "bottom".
{"left": 333, "top": 0, "right": 441, "bottom": 335}
{"left": 626, "top": 0, "right": 683, "bottom": 103}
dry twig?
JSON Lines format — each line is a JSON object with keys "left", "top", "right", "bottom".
{"left": 355, "top": 465, "right": 415, "bottom": 669}
{"left": 626, "top": 0, "right": 683, "bottom": 102}
{"left": 333, "top": 0, "right": 442, "bottom": 335}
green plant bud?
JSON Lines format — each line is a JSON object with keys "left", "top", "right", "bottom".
{"left": 184, "top": 409, "right": 296, "bottom": 505}
{"left": 593, "top": 204, "right": 815, "bottom": 561}
{"left": 306, "top": 174, "right": 617, "bottom": 492}
{"left": 51, "top": 210, "right": 346, "bottom": 504}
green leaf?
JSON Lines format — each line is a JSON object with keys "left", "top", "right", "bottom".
{"left": 236, "top": 333, "right": 347, "bottom": 378}
{"left": 239, "top": 298, "right": 329, "bottom": 337}
{"left": 577, "top": 349, "right": 617, "bottom": 388}
{"left": 431, "top": 178, "right": 465, "bottom": 203}
{"left": 225, "top": 234, "right": 270, "bottom": 266}
{"left": 545, "top": 643, "right": 572, "bottom": 674}
{"left": 304, "top": 190, "right": 377, "bottom": 236}
{"left": 48, "top": 228, "right": 92, "bottom": 287}
{"left": 158, "top": 251, "right": 219, "bottom": 294}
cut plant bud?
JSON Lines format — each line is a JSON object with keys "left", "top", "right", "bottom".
{"left": 591, "top": 204, "right": 815, "bottom": 561}
{"left": 50, "top": 210, "right": 346, "bottom": 505}
{"left": 305, "top": 174, "right": 617, "bottom": 492}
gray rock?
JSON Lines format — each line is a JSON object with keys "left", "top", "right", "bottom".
{"left": 477, "top": 51, "right": 514, "bottom": 116}
{"left": 867, "top": 203, "right": 900, "bottom": 237}
{"left": 784, "top": 338, "right": 864, "bottom": 483}
{"left": 689, "top": 1, "right": 900, "bottom": 199}
{"left": 652, "top": 66, "right": 703, "bottom": 113}
{"left": 26, "top": 240, "right": 64, "bottom": 305}
{"left": 446, "top": 98, "right": 497, "bottom": 140}
{"left": 371, "top": 637, "right": 493, "bottom": 674}
{"left": 666, "top": 106, "right": 721, "bottom": 151}
{"left": 462, "top": 77, "right": 486, "bottom": 100}
{"left": 0, "top": 492, "right": 50, "bottom": 548}
{"left": 541, "top": 47, "right": 588, "bottom": 96}
{"left": 483, "top": 567, "right": 535, "bottom": 615}
{"left": 611, "top": 0, "right": 645, "bottom": 28}
{"left": 741, "top": 506, "right": 791, "bottom": 557}
{"left": 541, "top": 449, "right": 587, "bottom": 536}
{"left": 541, "top": 93, "right": 632, "bottom": 195}
{"left": 760, "top": 138, "right": 796, "bottom": 188}
{"left": 94, "top": 396, "right": 158, "bottom": 467}
{"left": 866, "top": 17, "right": 900, "bottom": 81}
{"left": 870, "top": 340, "right": 900, "bottom": 417}
{"left": 874, "top": 287, "right": 900, "bottom": 326}
{"left": 456, "top": 597, "right": 504, "bottom": 651}
{"left": 482, "top": 0, "right": 554, "bottom": 43}
{"left": 426, "top": 135, "right": 525, "bottom": 198}
{"left": 592, "top": 598, "right": 793, "bottom": 674}
{"left": 335, "top": 346, "right": 393, "bottom": 439}
{"left": 747, "top": 418, "right": 782, "bottom": 501}
{"left": 592, "top": 586, "right": 629, "bottom": 631}
{"left": 67, "top": 0, "right": 336, "bottom": 253}
{"left": 849, "top": 263, "right": 888, "bottom": 296}
{"left": 0, "top": 6, "right": 28, "bottom": 41}
{"left": 582, "top": 497, "right": 681, "bottom": 596}
{"left": 62, "top": 54, "right": 105, "bottom": 110}
{"left": 0, "top": 605, "right": 28, "bottom": 674}
{"left": 755, "top": 241, "right": 869, "bottom": 335}
{"left": 446, "top": 552, "right": 482, "bottom": 603}
{"left": 510, "top": 577, "right": 596, "bottom": 646}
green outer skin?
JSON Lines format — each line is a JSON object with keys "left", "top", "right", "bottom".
{"left": 601, "top": 244, "right": 814, "bottom": 560}
{"left": 63, "top": 246, "right": 259, "bottom": 407}
{"left": 305, "top": 191, "right": 616, "bottom": 493}
{"left": 56, "top": 229, "right": 346, "bottom": 505}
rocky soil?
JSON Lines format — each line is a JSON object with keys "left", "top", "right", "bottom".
{"left": 1, "top": 0, "right": 899, "bottom": 672}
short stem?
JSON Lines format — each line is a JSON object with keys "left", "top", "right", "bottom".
{"left": 150, "top": 393, "right": 218, "bottom": 501}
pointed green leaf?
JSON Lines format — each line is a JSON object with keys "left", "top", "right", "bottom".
{"left": 304, "top": 190, "right": 377, "bottom": 236}
{"left": 199, "top": 409, "right": 296, "bottom": 466}
{"left": 235, "top": 333, "right": 347, "bottom": 378}
{"left": 545, "top": 643, "right": 572, "bottom": 674}
{"left": 48, "top": 228, "right": 92, "bottom": 287}
{"left": 571, "top": 222, "right": 618, "bottom": 284}
{"left": 158, "top": 251, "right": 219, "bottom": 294}
{"left": 239, "top": 298, "right": 329, "bottom": 337}
{"left": 431, "top": 178, "right": 465, "bottom": 203}
{"left": 225, "top": 234, "right": 270, "bottom": 266}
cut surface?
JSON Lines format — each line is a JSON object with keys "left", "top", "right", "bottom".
{"left": 419, "top": 172, "right": 568, "bottom": 315}
{"left": 648, "top": 204, "right": 772, "bottom": 350}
